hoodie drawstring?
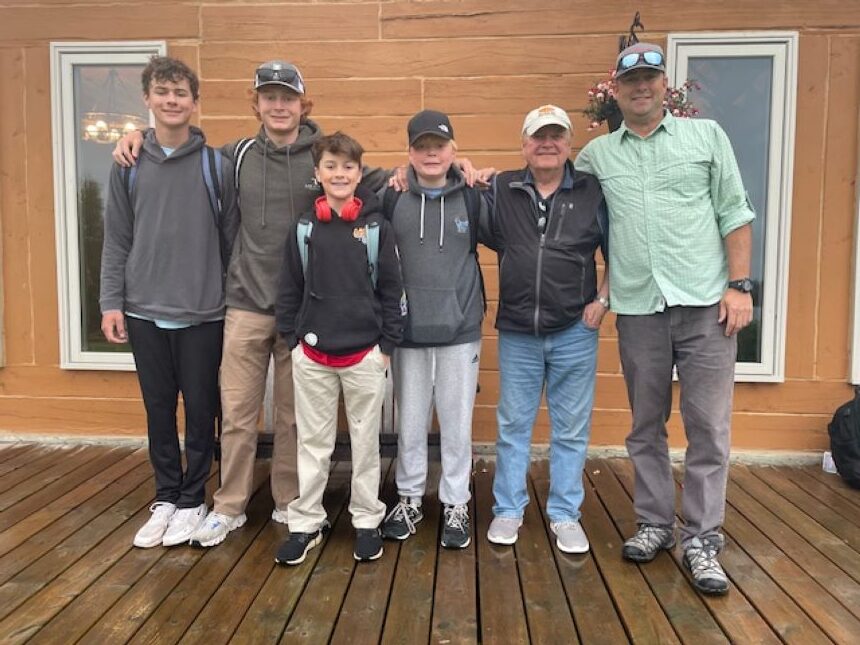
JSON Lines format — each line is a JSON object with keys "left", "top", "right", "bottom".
{"left": 439, "top": 195, "right": 445, "bottom": 251}
{"left": 260, "top": 138, "right": 269, "bottom": 228}
{"left": 419, "top": 193, "right": 426, "bottom": 245}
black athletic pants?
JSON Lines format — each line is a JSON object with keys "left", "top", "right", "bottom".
{"left": 127, "top": 317, "right": 223, "bottom": 508}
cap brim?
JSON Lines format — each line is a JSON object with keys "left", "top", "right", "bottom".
{"left": 523, "top": 116, "right": 571, "bottom": 137}
{"left": 408, "top": 129, "right": 453, "bottom": 145}
{"left": 615, "top": 64, "right": 665, "bottom": 79}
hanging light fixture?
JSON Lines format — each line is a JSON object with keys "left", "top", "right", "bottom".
{"left": 80, "top": 69, "right": 148, "bottom": 144}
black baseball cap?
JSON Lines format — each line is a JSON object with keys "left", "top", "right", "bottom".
{"left": 407, "top": 110, "right": 454, "bottom": 146}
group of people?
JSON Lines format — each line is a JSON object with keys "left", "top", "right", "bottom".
{"left": 102, "top": 41, "right": 754, "bottom": 597}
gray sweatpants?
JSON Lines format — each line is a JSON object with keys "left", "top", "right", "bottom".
{"left": 616, "top": 305, "right": 737, "bottom": 547}
{"left": 392, "top": 340, "right": 481, "bottom": 506}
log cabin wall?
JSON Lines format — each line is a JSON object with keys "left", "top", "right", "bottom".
{"left": 0, "top": 0, "right": 858, "bottom": 451}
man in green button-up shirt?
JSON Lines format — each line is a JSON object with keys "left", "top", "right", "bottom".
{"left": 575, "top": 42, "right": 755, "bottom": 596}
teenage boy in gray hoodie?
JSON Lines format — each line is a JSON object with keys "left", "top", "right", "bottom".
{"left": 379, "top": 110, "right": 489, "bottom": 549}
{"left": 100, "top": 56, "right": 239, "bottom": 549}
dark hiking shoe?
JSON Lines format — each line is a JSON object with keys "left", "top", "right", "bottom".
{"left": 622, "top": 524, "right": 676, "bottom": 562}
{"left": 683, "top": 536, "right": 729, "bottom": 595}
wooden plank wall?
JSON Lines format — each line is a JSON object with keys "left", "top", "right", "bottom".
{"left": 0, "top": 0, "right": 858, "bottom": 450}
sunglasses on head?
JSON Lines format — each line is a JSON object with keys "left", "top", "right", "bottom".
{"left": 255, "top": 66, "right": 303, "bottom": 89}
{"left": 617, "top": 51, "right": 664, "bottom": 72}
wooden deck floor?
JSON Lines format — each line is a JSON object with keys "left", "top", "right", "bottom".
{"left": 0, "top": 443, "right": 858, "bottom": 644}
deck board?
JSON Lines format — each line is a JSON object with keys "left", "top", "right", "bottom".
{"left": 0, "top": 443, "right": 856, "bottom": 643}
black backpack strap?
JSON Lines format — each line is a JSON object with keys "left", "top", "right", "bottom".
{"left": 381, "top": 186, "right": 401, "bottom": 221}
{"left": 233, "top": 138, "right": 255, "bottom": 192}
{"left": 462, "top": 185, "right": 487, "bottom": 313}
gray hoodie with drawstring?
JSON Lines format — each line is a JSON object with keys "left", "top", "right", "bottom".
{"left": 380, "top": 166, "right": 487, "bottom": 348}
{"left": 100, "top": 128, "right": 239, "bottom": 322}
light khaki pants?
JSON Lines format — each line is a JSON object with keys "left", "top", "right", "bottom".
{"left": 213, "top": 308, "right": 298, "bottom": 516}
{"left": 287, "top": 345, "right": 387, "bottom": 533}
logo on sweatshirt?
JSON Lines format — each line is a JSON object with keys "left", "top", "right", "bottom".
{"left": 454, "top": 216, "right": 469, "bottom": 234}
{"left": 353, "top": 226, "right": 368, "bottom": 245}
{"left": 305, "top": 177, "right": 321, "bottom": 192}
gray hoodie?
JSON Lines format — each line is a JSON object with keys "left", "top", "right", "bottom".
{"left": 100, "top": 129, "right": 238, "bottom": 322}
{"left": 381, "top": 166, "right": 486, "bottom": 347}
{"left": 222, "top": 121, "right": 389, "bottom": 315}
{"left": 222, "top": 122, "right": 321, "bottom": 315}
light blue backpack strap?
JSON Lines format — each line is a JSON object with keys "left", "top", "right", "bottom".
{"left": 125, "top": 164, "right": 138, "bottom": 198}
{"left": 200, "top": 146, "right": 223, "bottom": 222}
{"left": 366, "top": 221, "right": 380, "bottom": 289}
{"left": 296, "top": 219, "right": 313, "bottom": 278}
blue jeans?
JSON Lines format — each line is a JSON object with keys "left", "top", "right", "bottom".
{"left": 492, "top": 320, "right": 598, "bottom": 523}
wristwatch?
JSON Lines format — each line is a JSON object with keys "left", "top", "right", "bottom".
{"left": 596, "top": 295, "right": 610, "bottom": 308}
{"left": 728, "top": 277, "right": 753, "bottom": 293}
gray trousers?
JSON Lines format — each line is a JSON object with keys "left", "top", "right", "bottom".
{"left": 616, "top": 305, "right": 737, "bottom": 547}
{"left": 392, "top": 341, "right": 481, "bottom": 506}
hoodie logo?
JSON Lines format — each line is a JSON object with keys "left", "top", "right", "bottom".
{"left": 353, "top": 226, "right": 368, "bottom": 245}
{"left": 454, "top": 216, "right": 469, "bottom": 234}
{"left": 305, "top": 177, "right": 321, "bottom": 192}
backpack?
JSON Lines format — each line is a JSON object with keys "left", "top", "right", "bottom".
{"left": 232, "top": 137, "right": 256, "bottom": 192}
{"left": 122, "top": 146, "right": 227, "bottom": 269}
{"left": 828, "top": 388, "right": 860, "bottom": 489}
{"left": 381, "top": 185, "right": 486, "bottom": 311}
{"left": 296, "top": 219, "right": 381, "bottom": 289}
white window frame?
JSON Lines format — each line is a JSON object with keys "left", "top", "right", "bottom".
{"left": 667, "top": 32, "right": 798, "bottom": 382}
{"left": 852, "top": 141, "right": 860, "bottom": 384}
{"left": 51, "top": 41, "right": 165, "bottom": 370}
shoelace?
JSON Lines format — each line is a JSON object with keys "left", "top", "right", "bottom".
{"left": 628, "top": 525, "right": 670, "bottom": 551}
{"left": 687, "top": 543, "right": 724, "bottom": 578}
{"left": 149, "top": 501, "right": 174, "bottom": 516}
{"left": 205, "top": 512, "right": 230, "bottom": 529}
{"left": 444, "top": 505, "right": 469, "bottom": 532}
{"left": 384, "top": 501, "right": 419, "bottom": 535}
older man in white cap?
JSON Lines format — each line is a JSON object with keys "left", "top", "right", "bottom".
{"left": 483, "top": 105, "right": 610, "bottom": 553}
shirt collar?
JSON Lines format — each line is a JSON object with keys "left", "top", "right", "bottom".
{"left": 619, "top": 109, "right": 675, "bottom": 140}
{"left": 523, "top": 160, "right": 575, "bottom": 191}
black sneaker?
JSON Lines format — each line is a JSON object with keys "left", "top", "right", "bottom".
{"left": 622, "top": 524, "right": 675, "bottom": 562}
{"left": 683, "top": 536, "right": 729, "bottom": 595}
{"left": 354, "top": 528, "right": 384, "bottom": 561}
{"left": 381, "top": 497, "right": 423, "bottom": 540}
{"left": 275, "top": 529, "right": 323, "bottom": 566}
{"left": 441, "top": 503, "right": 471, "bottom": 549}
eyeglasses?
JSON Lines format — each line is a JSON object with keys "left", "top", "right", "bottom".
{"left": 254, "top": 66, "right": 304, "bottom": 91}
{"left": 617, "top": 51, "right": 664, "bottom": 72}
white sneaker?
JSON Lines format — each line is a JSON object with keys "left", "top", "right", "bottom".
{"left": 550, "top": 520, "right": 590, "bottom": 554}
{"left": 134, "top": 502, "right": 176, "bottom": 548}
{"left": 271, "top": 508, "right": 289, "bottom": 525}
{"left": 487, "top": 516, "right": 523, "bottom": 545}
{"left": 162, "top": 503, "right": 207, "bottom": 546}
{"left": 191, "top": 510, "right": 247, "bottom": 547}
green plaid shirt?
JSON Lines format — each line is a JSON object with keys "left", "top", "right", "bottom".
{"left": 575, "top": 113, "right": 755, "bottom": 315}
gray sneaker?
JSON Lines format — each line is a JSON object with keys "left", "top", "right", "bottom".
{"left": 683, "top": 536, "right": 729, "bottom": 595}
{"left": 441, "top": 504, "right": 471, "bottom": 549}
{"left": 487, "top": 516, "right": 522, "bottom": 545}
{"left": 550, "top": 520, "right": 589, "bottom": 554}
{"left": 622, "top": 524, "right": 675, "bottom": 562}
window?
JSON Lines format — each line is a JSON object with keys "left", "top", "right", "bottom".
{"left": 668, "top": 32, "right": 798, "bottom": 382}
{"left": 51, "top": 41, "right": 165, "bottom": 370}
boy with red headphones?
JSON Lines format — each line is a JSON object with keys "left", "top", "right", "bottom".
{"left": 274, "top": 132, "right": 405, "bottom": 564}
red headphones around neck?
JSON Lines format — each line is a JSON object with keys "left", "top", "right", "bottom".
{"left": 314, "top": 196, "right": 363, "bottom": 222}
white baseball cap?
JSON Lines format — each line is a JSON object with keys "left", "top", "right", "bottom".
{"left": 522, "top": 104, "right": 572, "bottom": 137}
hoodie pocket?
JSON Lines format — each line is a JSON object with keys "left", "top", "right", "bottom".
{"left": 404, "top": 286, "right": 465, "bottom": 344}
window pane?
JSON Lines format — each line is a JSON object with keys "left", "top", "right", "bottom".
{"left": 686, "top": 56, "right": 772, "bottom": 363}
{"left": 73, "top": 65, "right": 147, "bottom": 352}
